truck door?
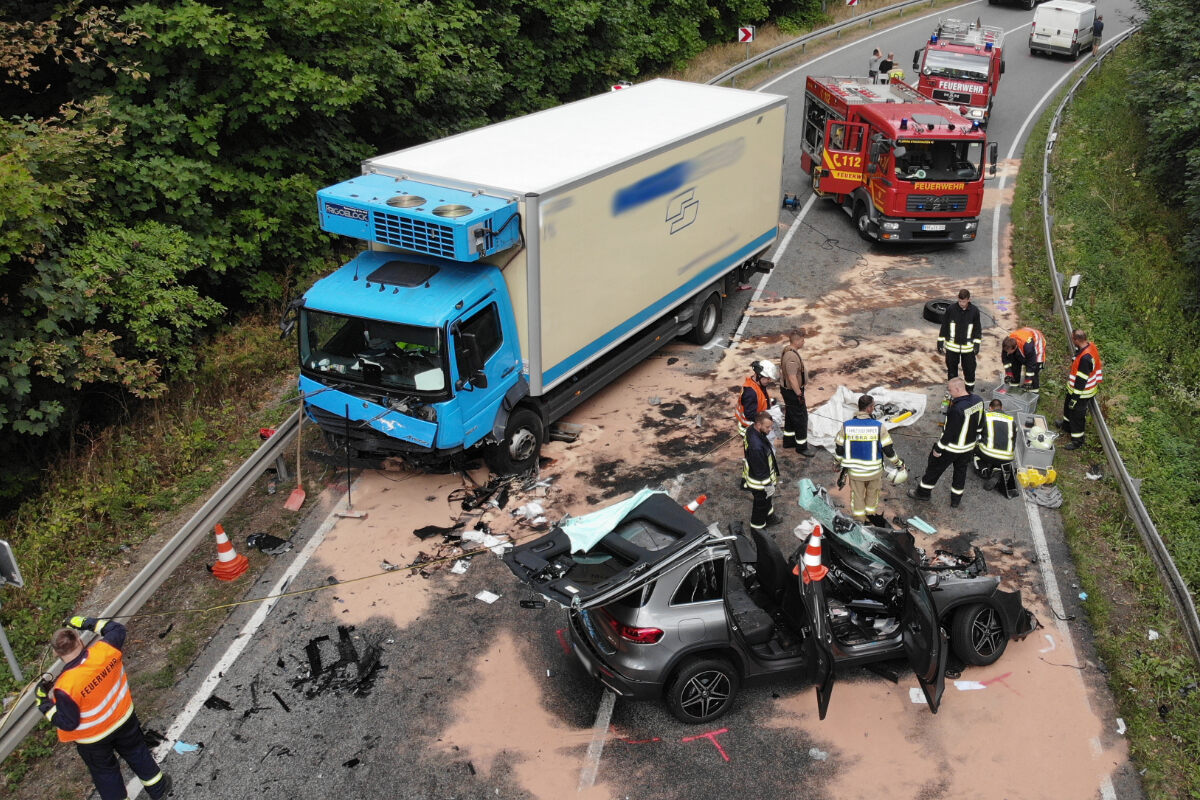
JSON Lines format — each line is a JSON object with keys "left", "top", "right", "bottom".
{"left": 816, "top": 120, "right": 869, "bottom": 197}
{"left": 450, "top": 301, "right": 515, "bottom": 449}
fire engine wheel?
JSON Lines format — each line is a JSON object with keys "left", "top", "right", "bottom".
{"left": 923, "top": 299, "right": 952, "bottom": 324}
{"left": 853, "top": 202, "right": 873, "bottom": 242}
{"left": 485, "top": 407, "right": 544, "bottom": 474}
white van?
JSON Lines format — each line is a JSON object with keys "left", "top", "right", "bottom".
{"left": 1029, "top": 0, "right": 1096, "bottom": 59}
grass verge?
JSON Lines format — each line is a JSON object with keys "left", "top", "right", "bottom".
{"left": 1010, "top": 39, "right": 1200, "bottom": 799}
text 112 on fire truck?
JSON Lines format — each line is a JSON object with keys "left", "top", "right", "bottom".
{"left": 800, "top": 76, "right": 998, "bottom": 244}
{"left": 911, "top": 19, "right": 1005, "bottom": 127}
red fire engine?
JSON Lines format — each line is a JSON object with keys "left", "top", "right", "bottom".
{"left": 800, "top": 76, "right": 997, "bottom": 243}
{"left": 911, "top": 19, "right": 1005, "bottom": 127}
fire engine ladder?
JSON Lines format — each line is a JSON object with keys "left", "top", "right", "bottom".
{"left": 935, "top": 18, "right": 1005, "bottom": 48}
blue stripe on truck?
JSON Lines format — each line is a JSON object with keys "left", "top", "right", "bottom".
{"left": 542, "top": 227, "right": 777, "bottom": 388}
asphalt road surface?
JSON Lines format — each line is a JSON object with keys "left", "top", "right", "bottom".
{"left": 129, "top": 3, "right": 1146, "bottom": 799}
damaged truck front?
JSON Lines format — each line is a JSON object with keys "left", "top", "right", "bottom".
{"left": 285, "top": 79, "right": 786, "bottom": 473}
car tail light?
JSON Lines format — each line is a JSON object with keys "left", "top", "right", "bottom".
{"left": 616, "top": 623, "right": 664, "bottom": 644}
{"left": 600, "top": 609, "right": 664, "bottom": 644}
{"left": 1072, "top": 28, "right": 1078, "bottom": 41}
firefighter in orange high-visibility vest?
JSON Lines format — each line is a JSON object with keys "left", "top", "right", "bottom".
{"left": 37, "top": 618, "right": 173, "bottom": 800}
{"left": 1061, "top": 329, "right": 1103, "bottom": 450}
{"left": 734, "top": 360, "right": 778, "bottom": 439}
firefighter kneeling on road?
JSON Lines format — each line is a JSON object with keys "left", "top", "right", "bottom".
{"left": 38, "top": 617, "right": 173, "bottom": 800}
{"left": 743, "top": 414, "right": 783, "bottom": 530}
{"left": 835, "top": 394, "right": 905, "bottom": 527}
{"left": 1002, "top": 327, "right": 1046, "bottom": 391}
{"left": 974, "top": 399, "right": 1015, "bottom": 493}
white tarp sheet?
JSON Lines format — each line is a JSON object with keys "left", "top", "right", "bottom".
{"left": 809, "top": 385, "right": 928, "bottom": 453}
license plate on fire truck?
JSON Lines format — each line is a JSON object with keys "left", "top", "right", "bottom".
{"left": 922, "top": 224, "right": 947, "bottom": 231}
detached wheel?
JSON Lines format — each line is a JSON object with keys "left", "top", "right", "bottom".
{"left": 923, "top": 299, "right": 952, "bottom": 324}
{"left": 951, "top": 603, "right": 1007, "bottom": 666}
{"left": 665, "top": 658, "right": 740, "bottom": 724}
{"left": 484, "top": 407, "right": 543, "bottom": 474}
{"left": 688, "top": 291, "right": 722, "bottom": 345}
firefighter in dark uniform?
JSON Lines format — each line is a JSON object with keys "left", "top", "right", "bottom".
{"left": 1002, "top": 327, "right": 1047, "bottom": 391}
{"left": 909, "top": 378, "right": 985, "bottom": 507}
{"left": 938, "top": 289, "right": 983, "bottom": 392}
{"left": 743, "top": 414, "right": 782, "bottom": 530}
{"left": 780, "top": 330, "right": 814, "bottom": 456}
{"left": 1061, "top": 329, "right": 1104, "bottom": 450}
{"left": 735, "top": 360, "right": 778, "bottom": 439}
{"left": 974, "top": 399, "right": 1015, "bottom": 492}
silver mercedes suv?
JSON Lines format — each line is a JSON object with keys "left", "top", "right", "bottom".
{"left": 504, "top": 479, "right": 1036, "bottom": 723}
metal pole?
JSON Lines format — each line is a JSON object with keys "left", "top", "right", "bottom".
{"left": 0, "top": 615, "right": 23, "bottom": 682}
{"left": 344, "top": 404, "right": 353, "bottom": 509}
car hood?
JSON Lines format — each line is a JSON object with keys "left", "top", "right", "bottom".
{"left": 502, "top": 492, "right": 716, "bottom": 608}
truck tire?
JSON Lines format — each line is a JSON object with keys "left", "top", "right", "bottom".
{"left": 1025, "top": 0, "right": 1034, "bottom": 9}
{"left": 923, "top": 299, "right": 952, "bottom": 324}
{"left": 485, "top": 407, "right": 543, "bottom": 474}
{"left": 853, "top": 202, "right": 873, "bottom": 242}
{"left": 688, "top": 290, "right": 722, "bottom": 345}
{"left": 1070, "top": 43, "right": 1079, "bottom": 60}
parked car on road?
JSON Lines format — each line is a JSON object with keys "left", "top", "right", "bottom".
{"left": 503, "top": 480, "right": 1037, "bottom": 723}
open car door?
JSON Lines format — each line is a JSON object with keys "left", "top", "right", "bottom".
{"left": 502, "top": 492, "right": 713, "bottom": 609}
{"left": 871, "top": 539, "right": 948, "bottom": 713}
{"left": 796, "top": 571, "right": 835, "bottom": 719}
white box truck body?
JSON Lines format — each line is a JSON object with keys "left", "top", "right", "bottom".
{"left": 295, "top": 80, "right": 787, "bottom": 471}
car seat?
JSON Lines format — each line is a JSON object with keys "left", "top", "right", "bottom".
{"left": 750, "top": 529, "right": 790, "bottom": 605}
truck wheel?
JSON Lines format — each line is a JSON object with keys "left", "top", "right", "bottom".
{"left": 1025, "top": 0, "right": 1034, "bottom": 9}
{"left": 665, "top": 657, "right": 740, "bottom": 724}
{"left": 1070, "top": 43, "right": 1079, "bottom": 60}
{"left": 485, "top": 407, "right": 543, "bottom": 474}
{"left": 853, "top": 202, "right": 873, "bottom": 242}
{"left": 951, "top": 603, "right": 1008, "bottom": 666}
{"left": 688, "top": 291, "right": 722, "bottom": 345}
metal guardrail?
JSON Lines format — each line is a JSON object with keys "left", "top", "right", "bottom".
{"left": 1040, "top": 29, "right": 1200, "bottom": 664}
{"left": 707, "top": 0, "right": 940, "bottom": 86}
{"left": 0, "top": 409, "right": 302, "bottom": 761}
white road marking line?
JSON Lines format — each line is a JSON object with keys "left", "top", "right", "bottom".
{"left": 730, "top": 193, "right": 816, "bottom": 346}
{"left": 127, "top": 498, "right": 352, "bottom": 797}
{"left": 578, "top": 689, "right": 616, "bottom": 792}
{"left": 1004, "top": 22, "right": 1032, "bottom": 35}
{"left": 757, "top": 0, "right": 986, "bottom": 91}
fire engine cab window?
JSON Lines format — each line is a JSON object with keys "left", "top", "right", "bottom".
{"left": 828, "top": 122, "right": 862, "bottom": 152}
{"left": 923, "top": 50, "right": 990, "bottom": 81}
{"left": 804, "top": 102, "right": 829, "bottom": 152}
{"left": 671, "top": 559, "right": 724, "bottom": 605}
{"left": 894, "top": 140, "right": 983, "bottom": 181}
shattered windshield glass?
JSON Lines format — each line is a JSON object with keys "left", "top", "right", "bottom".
{"left": 797, "top": 478, "right": 889, "bottom": 566}
{"left": 924, "top": 50, "right": 991, "bottom": 81}
{"left": 300, "top": 310, "right": 446, "bottom": 393}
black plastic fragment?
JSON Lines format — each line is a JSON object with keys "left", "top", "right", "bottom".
{"left": 203, "top": 695, "right": 233, "bottom": 711}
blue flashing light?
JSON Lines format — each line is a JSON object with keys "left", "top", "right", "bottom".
{"left": 931, "top": 34, "right": 939, "bottom": 43}
{"left": 900, "top": 117, "right": 909, "bottom": 130}
{"left": 972, "top": 120, "right": 980, "bottom": 129}
{"left": 985, "top": 41, "right": 994, "bottom": 51}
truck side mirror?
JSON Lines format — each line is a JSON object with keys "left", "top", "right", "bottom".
{"left": 912, "top": 50, "right": 921, "bottom": 71}
{"left": 278, "top": 298, "right": 302, "bottom": 340}
{"left": 989, "top": 141, "right": 1000, "bottom": 176}
{"left": 471, "top": 369, "right": 489, "bottom": 389}
{"left": 1000, "top": 60, "right": 1006, "bottom": 75}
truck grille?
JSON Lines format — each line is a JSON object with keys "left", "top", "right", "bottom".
{"left": 906, "top": 195, "right": 969, "bottom": 212}
{"left": 373, "top": 211, "right": 455, "bottom": 258}
{"left": 932, "top": 89, "right": 975, "bottom": 105}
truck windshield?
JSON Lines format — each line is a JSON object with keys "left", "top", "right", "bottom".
{"left": 894, "top": 140, "right": 983, "bottom": 182}
{"left": 299, "top": 310, "right": 446, "bottom": 393}
{"left": 924, "top": 50, "right": 991, "bottom": 81}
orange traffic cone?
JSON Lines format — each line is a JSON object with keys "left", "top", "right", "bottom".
{"left": 684, "top": 494, "right": 707, "bottom": 513}
{"left": 211, "top": 524, "right": 249, "bottom": 581}
{"left": 801, "top": 524, "right": 828, "bottom": 584}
